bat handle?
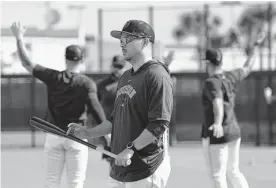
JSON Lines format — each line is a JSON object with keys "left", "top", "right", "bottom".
{"left": 96, "top": 147, "right": 116, "bottom": 158}
{"left": 95, "top": 147, "right": 131, "bottom": 165}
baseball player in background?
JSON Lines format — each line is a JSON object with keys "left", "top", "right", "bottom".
{"left": 97, "top": 55, "right": 127, "bottom": 163}
{"left": 67, "top": 20, "right": 173, "bottom": 188}
{"left": 264, "top": 86, "right": 276, "bottom": 105}
{"left": 201, "top": 30, "right": 266, "bottom": 188}
{"left": 10, "top": 22, "right": 106, "bottom": 188}
{"left": 264, "top": 85, "right": 276, "bottom": 148}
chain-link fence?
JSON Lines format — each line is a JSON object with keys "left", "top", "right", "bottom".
{"left": 2, "top": 72, "right": 275, "bottom": 147}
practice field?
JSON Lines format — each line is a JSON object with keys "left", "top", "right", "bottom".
{"left": 1, "top": 133, "right": 276, "bottom": 188}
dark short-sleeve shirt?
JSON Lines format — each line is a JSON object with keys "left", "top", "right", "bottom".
{"left": 201, "top": 69, "right": 246, "bottom": 144}
{"left": 33, "top": 64, "right": 104, "bottom": 130}
{"left": 110, "top": 61, "right": 173, "bottom": 182}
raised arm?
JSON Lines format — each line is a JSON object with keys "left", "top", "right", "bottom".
{"left": 163, "top": 50, "right": 175, "bottom": 67}
{"left": 242, "top": 30, "right": 266, "bottom": 77}
{"left": 10, "top": 22, "right": 36, "bottom": 74}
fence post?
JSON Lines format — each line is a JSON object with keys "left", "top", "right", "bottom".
{"left": 267, "top": 73, "right": 274, "bottom": 145}
{"left": 266, "top": 3, "right": 274, "bottom": 145}
{"left": 254, "top": 75, "right": 261, "bottom": 146}
{"left": 267, "top": 3, "right": 273, "bottom": 71}
{"left": 169, "top": 76, "right": 177, "bottom": 147}
{"left": 203, "top": 4, "right": 210, "bottom": 70}
{"left": 30, "top": 77, "right": 36, "bottom": 148}
{"left": 98, "top": 8, "right": 103, "bottom": 71}
{"left": 148, "top": 6, "right": 154, "bottom": 58}
{"left": 259, "top": 45, "right": 264, "bottom": 71}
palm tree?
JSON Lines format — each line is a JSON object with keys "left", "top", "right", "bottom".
{"left": 224, "top": 28, "right": 241, "bottom": 48}
{"left": 173, "top": 10, "right": 223, "bottom": 63}
{"left": 173, "top": 12, "right": 202, "bottom": 43}
{"left": 237, "top": 4, "right": 276, "bottom": 55}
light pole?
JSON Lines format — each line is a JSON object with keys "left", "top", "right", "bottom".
{"left": 68, "top": 4, "right": 87, "bottom": 45}
{"left": 220, "top": 1, "right": 242, "bottom": 69}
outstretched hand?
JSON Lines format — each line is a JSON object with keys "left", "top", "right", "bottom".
{"left": 254, "top": 30, "right": 266, "bottom": 46}
{"left": 10, "top": 22, "right": 27, "bottom": 39}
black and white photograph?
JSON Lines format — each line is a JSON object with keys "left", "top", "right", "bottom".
{"left": 1, "top": 1, "right": 276, "bottom": 188}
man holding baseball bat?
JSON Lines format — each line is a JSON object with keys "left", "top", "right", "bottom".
{"left": 201, "top": 29, "right": 266, "bottom": 188}
{"left": 67, "top": 20, "right": 173, "bottom": 188}
{"left": 10, "top": 22, "right": 106, "bottom": 188}
{"left": 96, "top": 55, "right": 127, "bottom": 163}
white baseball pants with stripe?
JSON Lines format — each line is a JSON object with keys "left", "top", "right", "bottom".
{"left": 202, "top": 138, "right": 249, "bottom": 188}
{"left": 44, "top": 133, "right": 88, "bottom": 188}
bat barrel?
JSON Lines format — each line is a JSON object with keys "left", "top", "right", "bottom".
{"left": 29, "top": 116, "right": 117, "bottom": 159}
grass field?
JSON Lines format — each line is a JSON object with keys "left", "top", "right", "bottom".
{"left": 1, "top": 132, "right": 276, "bottom": 188}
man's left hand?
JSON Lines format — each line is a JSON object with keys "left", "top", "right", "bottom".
{"left": 10, "top": 22, "right": 27, "bottom": 39}
{"left": 115, "top": 148, "right": 134, "bottom": 167}
{"left": 209, "top": 124, "right": 224, "bottom": 138}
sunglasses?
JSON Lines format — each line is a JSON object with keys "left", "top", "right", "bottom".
{"left": 120, "top": 34, "right": 149, "bottom": 45}
{"left": 112, "top": 64, "right": 124, "bottom": 69}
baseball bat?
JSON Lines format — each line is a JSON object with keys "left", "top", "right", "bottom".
{"left": 29, "top": 117, "right": 117, "bottom": 159}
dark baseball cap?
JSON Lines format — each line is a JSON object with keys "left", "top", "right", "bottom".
{"left": 65, "top": 45, "right": 83, "bottom": 61}
{"left": 112, "top": 55, "right": 125, "bottom": 69}
{"left": 110, "top": 20, "right": 155, "bottom": 43}
{"left": 202, "top": 48, "right": 223, "bottom": 66}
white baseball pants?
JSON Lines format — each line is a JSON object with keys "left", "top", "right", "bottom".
{"left": 202, "top": 138, "right": 249, "bottom": 188}
{"left": 44, "top": 133, "right": 88, "bottom": 188}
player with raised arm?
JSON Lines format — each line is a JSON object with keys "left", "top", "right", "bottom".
{"left": 201, "top": 29, "right": 266, "bottom": 188}
{"left": 10, "top": 22, "right": 106, "bottom": 188}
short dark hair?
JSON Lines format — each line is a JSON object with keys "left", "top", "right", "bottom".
{"left": 65, "top": 45, "right": 84, "bottom": 61}
{"left": 203, "top": 48, "right": 223, "bottom": 66}
{"left": 112, "top": 55, "right": 125, "bottom": 69}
